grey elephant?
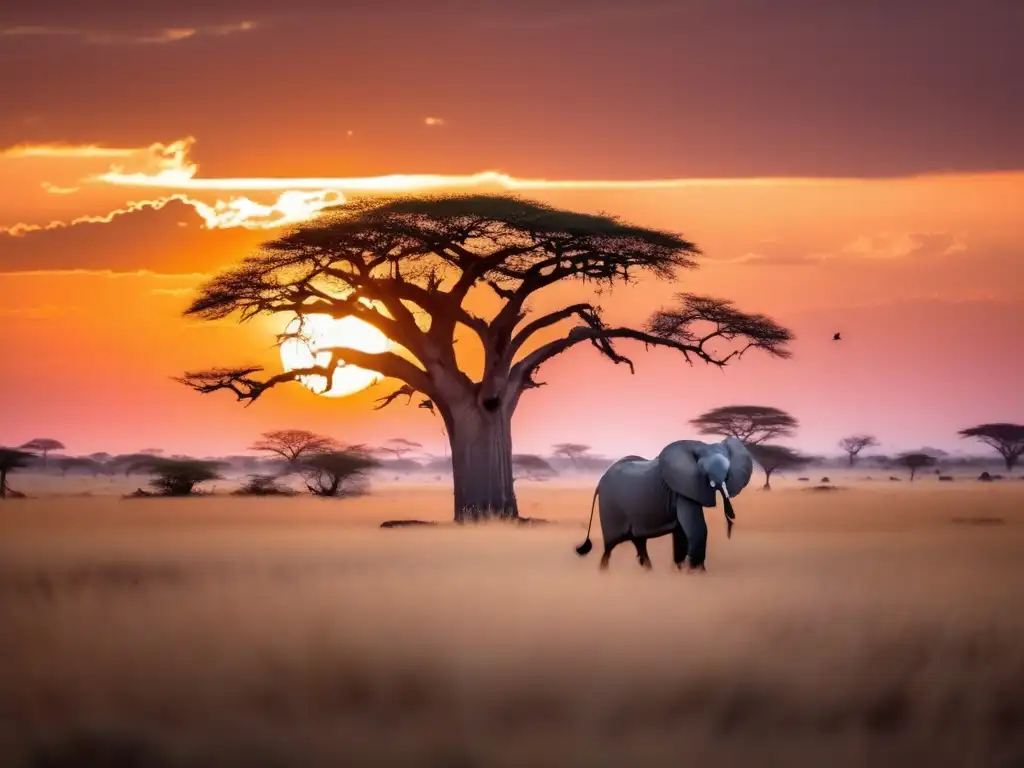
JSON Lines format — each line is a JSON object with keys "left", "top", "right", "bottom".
{"left": 576, "top": 437, "right": 753, "bottom": 572}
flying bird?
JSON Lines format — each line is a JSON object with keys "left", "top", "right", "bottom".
{"left": 833, "top": 332, "right": 842, "bottom": 341}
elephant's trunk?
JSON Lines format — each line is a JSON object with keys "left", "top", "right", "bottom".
{"left": 720, "top": 487, "right": 736, "bottom": 539}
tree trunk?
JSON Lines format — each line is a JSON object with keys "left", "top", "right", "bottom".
{"left": 448, "top": 406, "right": 518, "bottom": 522}
{"left": 0, "top": 469, "right": 6, "bottom": 499}
{"left": 763, "top": 468, "right": 773, "bottom": 490}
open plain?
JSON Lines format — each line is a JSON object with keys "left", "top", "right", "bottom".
{"left": 1, "top": 478, "right": 1023, "bottom": 768}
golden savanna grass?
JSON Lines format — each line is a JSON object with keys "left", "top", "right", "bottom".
{"left": 1, "top": 479, "right": 1023, "bottom": 767}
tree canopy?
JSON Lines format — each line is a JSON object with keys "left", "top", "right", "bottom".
{"left": 19, "top": 438, "right": 64, "bottom": 466}
{"left": 896, "top": 452, "right": 937, "bottom": 481}
{"left": 838, "top": 434, "right": 879, "bottom": 466}
{"left": 689, "top": 405, "right": 798, "bottom": 445}
{"left": 144, "top": 458, "right": 225, "bottom": 496}
{"left": 958, "top": 423, "right": 1024, "bottom": 471}
{"left": 250, "top": 430, "right": 340, "bottom": 467}
{"left": 747, "top": 444, "right": 812, "bottom": 489}
{"left": 552, "top": 443, "right": 592, "bottom": 466}
{"left": 302, "top": 447, "right": 380, "bottom": 497}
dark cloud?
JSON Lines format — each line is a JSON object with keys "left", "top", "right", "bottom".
{"left": 0, "top": 1, "right": 1021, "bottom": 178}
{"left": 0, "top": 199, "right": 263, "bottom": 273}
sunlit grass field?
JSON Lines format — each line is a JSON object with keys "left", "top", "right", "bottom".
{"left": 1, "top": 479, "right": 1022, "bottom": 767}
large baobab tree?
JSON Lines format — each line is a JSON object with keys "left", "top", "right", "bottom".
{"left": 19, "top": 438, "right": 64, "bottom": 468}
{"left": 689, "top": 405, "right": 798, "bottom": 446}
{"left": 747, "top": 444, "right": 812, "bottom": 490}
{"left": 958, "top": 423, "right": 1024, "bottom": 472}
{"left": 838, "top": 434, "right": 879, "bottom": 466}
{"left": 250, "top": 429, "right": 339, "bottom": 471}
{"left": 178, "top": 195, "right": 792, "bottom": 521}
{"left": 552, "top": 443, "right": 592, "bottom": 467}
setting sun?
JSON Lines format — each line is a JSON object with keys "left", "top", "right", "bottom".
{"left": 278, "top": 313, "right": 390, "bottom": 397}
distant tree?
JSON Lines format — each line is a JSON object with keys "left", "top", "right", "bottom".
{"left": 139, "top": 447, "right": 165, "bottom": 455}
{"left": 958, "top": 423, "right": 1024, "bottom": 472}
{"left": 747, "top": 444, "right": 813, "bottom": 490}
{"left": 177, "top": 195, "right": 792, "bottom": 522}
{"left": 54, "top": 456, "right": 100, "bottom": 478}
{"left": 301, "top": 446, "right": 380, "bottom": 497}
{"left": 232, "top": 474, "right": 298, "bottom": 496}
{"left": 0, "top": 448, "right": 35, "bottom": 498}
{"left": 250, "top": 429, "right": 340, "bottom": 471}
{"left": 19, "top": 438, "right": 64, "bottom": 467}
{"left": 378, "top": 438, "right": 423, "bottom": 461}
{"left": 108, "top": 453, "right": 164, "bottom": 478}
{"left": 552, "top": 443, "right": 592, "bottom": 468}
{"left": 512, "top": 454, "right": 558, "bottom": 481}
{"left": 838, "top": 434, "right": 879, "bottom": 466}
{"left": 896, "top": 452, "right": 937, "bottom": 482}
{"left": 144, "top": 458, "right": 224, "bottom": 496}
{"left": 689, "top": 405, "right": 798, "bottom": 445}
{"left": 864, "top": 454, "right": 893, "bottom": 469}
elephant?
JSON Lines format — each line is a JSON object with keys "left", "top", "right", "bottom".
{"left": 575, "top": 437, "right": 753, "bottom": 572}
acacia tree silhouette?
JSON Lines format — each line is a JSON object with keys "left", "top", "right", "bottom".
{"left": 552, "top": 443, "right": 592, "bottom": 467}
{"left": 958, "top": 424, "right": 1024, "bottom": 471}
{"left": 838, "top": 434, "right": 879, "bottom": 466}
{"left": 747, "top": 444, "right": 812, "bottom": 490}
{"left": 689, "top": 405, "right": 798, "bottom": 445}
{"left": 178, "top": 194, "right": 792, "bottom": 521}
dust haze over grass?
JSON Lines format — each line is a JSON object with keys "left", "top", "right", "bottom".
{"left": 1, "top": 484, "right": 1023, "bottom": 767}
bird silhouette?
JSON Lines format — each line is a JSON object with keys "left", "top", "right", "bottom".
{"left": 833, "top": 332, "right": 842, "bottom": 341}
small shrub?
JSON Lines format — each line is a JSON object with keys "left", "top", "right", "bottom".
{"left": 232, "top": 474, "right": 297, "bottom": 496}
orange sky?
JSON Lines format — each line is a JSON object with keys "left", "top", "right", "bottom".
{"left": 1, "top": 2, "right": 1021, "bottom": 460}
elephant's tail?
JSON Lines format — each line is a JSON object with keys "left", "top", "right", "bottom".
{"left": 575, "top": 487, "right": 599, "bottom": 556}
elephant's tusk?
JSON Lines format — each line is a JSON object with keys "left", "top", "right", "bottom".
{"left": 722, "top": 485, "right": 730, "bottom": 499}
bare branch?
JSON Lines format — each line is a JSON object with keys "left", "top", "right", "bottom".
{"left": 373, "top": 384, "right": 417, "bottom": 411}
{"left": 508, "top": 294, "right": 792, "bottom": 398}
{"left": 175, "top": 342, "right": 432, "bottom": 405}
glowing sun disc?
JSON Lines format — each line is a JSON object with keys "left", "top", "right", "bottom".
{"left": 279, "top": 314, "right": 390, "bottom": 398}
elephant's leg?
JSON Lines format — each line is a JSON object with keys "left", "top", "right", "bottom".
{"left": 676, "top": 499, "right": 708, "bottom": 571}
{"left": 632, "top": 537, "right": 652, "bottom": 570}
{"left": 599, "top": 534, "right": 629, "bottom": 570}
{"left": 671, "top": 524, "right": 689, "bottom": 569}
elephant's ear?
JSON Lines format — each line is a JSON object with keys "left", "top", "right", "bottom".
{"left": 659, "top": 441, "right": 716, "bottom": 506}
{"left": 723, "top": 437, "right": 754, "bottom": 497}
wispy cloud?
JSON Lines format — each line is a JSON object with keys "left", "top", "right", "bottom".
{"left": 90, "top": 137, "right": 842, "bottom": 193}
{"left": 149, "top": 287, "right": 197, "bottom": 297}
{"left": 40, "top": 181, "right": 80, "bottom": 195}
{"left": 1, "top": 190, "right": 346, "bottom": 237}
{"left": 0, "top": 304, "right": 79, "bottom": 319}
{"left": 722, "top": 232, "right": 970, "bottom": 266}
{"left": 424, "top": 116, "right": 446, "bottom": 127}
{"left": 0, "top": 269, "right": 210, "bottom": 280}
{"left": 0, "top": 21, "right": 257, "bottom": 46}
{"left": 7, "top": 136, "right": 1003, "bottom": 237}
{"left": 2, "top": 143, "right": 138, "bottom": 159}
